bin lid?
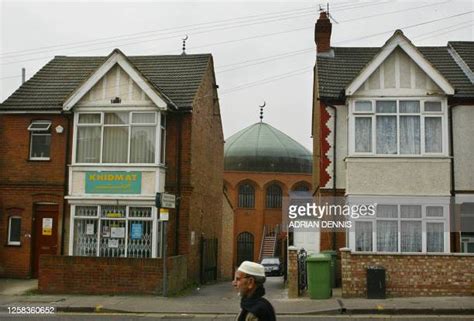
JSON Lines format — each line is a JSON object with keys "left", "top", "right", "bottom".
{"left": 306, "top": 254, "right": 331, "bottom": 262}
{"left": 321, "top": 250, "right": 337, "bottom": 255}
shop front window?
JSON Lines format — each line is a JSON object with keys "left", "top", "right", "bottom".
{"left": 72, "top": 205, "right": 161, "bottom": 258}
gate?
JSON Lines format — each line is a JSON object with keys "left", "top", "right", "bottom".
{"left": 237, "top": 232, "right": 254, "bottom": 266}
{"left": 200, "top": 237, "right": 218, "bottom": 284}
{"left": 297, "top": 248, "right": 308, "bottom": 295}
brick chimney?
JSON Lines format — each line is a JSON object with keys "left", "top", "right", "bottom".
{"left": 315, "top": 11, "right": 332, "bottom": 53}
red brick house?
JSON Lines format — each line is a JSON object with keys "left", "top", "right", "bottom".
{"left": 0, "top": 49, "right": 224, "bottom": 294}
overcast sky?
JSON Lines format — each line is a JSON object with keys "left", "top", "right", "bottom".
{"left": 1, "top": 0, "right": 473, "bottom": 150}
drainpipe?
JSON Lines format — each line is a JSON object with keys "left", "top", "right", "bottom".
{"left": 174, "top": 112, "right": 183, "bottom": 255}
{"left": 326, "top": 104, "right": 337, "bottom": 251}
{"left": 60, "top": 112, "right": 72, "bottom": 255}
{"left": 449, "top": 104, "right": 459, "bottom": 252}
{"left": 448, "top": 104, "right": 458, "bottom": 197}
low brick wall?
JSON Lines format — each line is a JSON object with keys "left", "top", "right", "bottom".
{"left": 341, "top": 248, "right": 474, "bottom": 297}
{"left": 39, "top": 255, "right": 187, "bottom": 295}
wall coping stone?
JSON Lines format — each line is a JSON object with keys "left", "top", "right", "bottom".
{"left": 348, "top": 251, "right": 474, "bottom": 257}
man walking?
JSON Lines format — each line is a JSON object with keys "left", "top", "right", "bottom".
{"left": 232, "top": 261, "right": 276, "bottom": 321}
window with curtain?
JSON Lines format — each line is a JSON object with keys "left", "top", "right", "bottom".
{"left": 266, "top": 184, "right": 282, "bottom": 208}
{"left": 353, "top": 203, "right": 447, "bottom": 253}
{"left": 351, "top": 100, "right": 444, "bottom": 155}
{"left": 76, "top": 112, "right": 159, "bottom": 164}
{"left": 238, "top": 183, "right": 255, "bottom": 208}
{"left": 355, "top": 221, "right": 372, "bottom": 251}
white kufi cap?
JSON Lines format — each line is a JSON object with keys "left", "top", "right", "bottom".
{"left": 237, "top": 261, "right": 265, "bottom": 278}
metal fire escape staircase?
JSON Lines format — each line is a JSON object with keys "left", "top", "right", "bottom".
{"left": 259, "top": 226, "right": 278, "bottom": 261}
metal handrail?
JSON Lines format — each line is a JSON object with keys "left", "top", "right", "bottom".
{"left": 258, "top": 225, "right": 266, "bottom": 262}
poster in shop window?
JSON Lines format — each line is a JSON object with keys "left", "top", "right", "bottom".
{"left": 108, "top": 239, "right": 118, "bottom": 248}
{"left": 86, "top": 224, "right": 94, "bottom": 235}
{"left": 42, "top": 218, "right": 53, "bottom": 236}
{"left": 131, "top": 223, "right": 143, "bottom": 240}
{"left": 102, "top": 225, "right": 110, "bottom": 238}
{"left": 111, "top": 227, "right": 125, "bottom": 238}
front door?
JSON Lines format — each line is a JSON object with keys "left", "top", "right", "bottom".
{"left": 32, "top": 204, "right": 59, "bottom": 278}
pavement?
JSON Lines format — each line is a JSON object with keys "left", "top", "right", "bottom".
{"left": 0, "top": 277, "right": 473, "bottom": 316}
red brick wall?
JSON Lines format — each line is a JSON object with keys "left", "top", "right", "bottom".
{"left": 39, "top": 255, "right": 187, "bottom": 295}
{"left": 163, "top": 58, "right": 224, "bottom": 283}
{"left": 0, "top": 114, "right": 69, "bottom": 278}
{"left": 187, "top": 58, "right": 224, "bottom": 282}
{"left": 0, "top": 114, "right": 70, "bottom": 185}
{"left": 341, "top": 248, "right": 474, "bottom": 297}
{"left": 224, "top": 171, "right": 311, "bottom": 266}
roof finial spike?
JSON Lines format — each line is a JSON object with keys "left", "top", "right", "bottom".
{"left": 181, "top": 35, "right": 188, "bottom": 55}
{"left": 259, "top": 101, "right": 266, "bottom": 122}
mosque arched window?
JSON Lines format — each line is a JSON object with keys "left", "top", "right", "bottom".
{"left": 238, "top": 183, "right": 255, "bottom": 208}
{"left": 266, "top": 184, "right": 282, "bottom": 208}
{"left": 293, "top": 184, "right": 310, "bottom": 192}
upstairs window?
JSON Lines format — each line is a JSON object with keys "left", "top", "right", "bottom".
{"left": 28, "top": 120, "right": 51, "bottom": 160}
{"left": 76, "top": 112, "right": 160, "bottom": 164}
{"left": 351, "top": 100, "right": 445, "bottom": 156}
{"left": 238, "top": 183, "right": 255, "bottom": 208}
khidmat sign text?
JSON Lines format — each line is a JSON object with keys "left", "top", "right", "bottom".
{"left": 85, "top": 171, "right": 141, "bottom": 194}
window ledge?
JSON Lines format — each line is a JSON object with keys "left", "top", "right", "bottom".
{"left": 352, "top": 251, "right": 472, "bottom": 257}
{"left": 70, "top": 164, "right": 166, "bottom": 168}
{"left": 28, "top": 158, "right": 51, "bottom": 162}
{"left": 5, "top": 243, "right": 21, "bottom": 247}
{"left": 345, "top": 156, "right": 451, "bottom": 162}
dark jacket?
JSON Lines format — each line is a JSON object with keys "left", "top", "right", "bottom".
{"left": 237, "top": 286, "right": 276, "bottom": 321}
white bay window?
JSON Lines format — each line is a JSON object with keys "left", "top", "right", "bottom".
{"left": 351, "top": 99, "right": 446, "bottom": 155}
{"left": 353, "top": 201, "right": 448, "bottom": 253}
{"left": 75, "top": 111, "right": 164, "bottom": 164}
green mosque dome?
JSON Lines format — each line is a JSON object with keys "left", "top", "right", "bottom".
{"left": 224, "top": 122, "right": 312, "bottom": 173}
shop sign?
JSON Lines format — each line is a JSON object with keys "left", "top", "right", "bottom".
{"left": 85, "top": 171, "right": 141, "bottom": 194}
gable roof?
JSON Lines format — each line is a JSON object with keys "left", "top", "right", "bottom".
{"left": 0, "top": 52, "right": 212, "bottom": 111}
{"left": 317, "top": 38, "right": 474, "bottom": 101}
{"left": 63, "top": 49, "right": 170, "bottom": 110}
{"left": 345, "top": 30, "right": 454, "bottom": 96}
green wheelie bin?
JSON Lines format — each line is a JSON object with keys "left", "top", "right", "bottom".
{"left": 306, "top": 254, "right": 331, "bottom": 299}
{"left": 321, "top": 250, "right": 337, "bottom": 288}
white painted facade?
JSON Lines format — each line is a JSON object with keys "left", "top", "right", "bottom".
{"left": 453, "top": 106, "right": 474, "bottom": 192}
{"left": 325, "top": 33, "right": 456, "bottom": 253}
{"left": 64, "top": 51, "right": 168, "bottom": 259}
